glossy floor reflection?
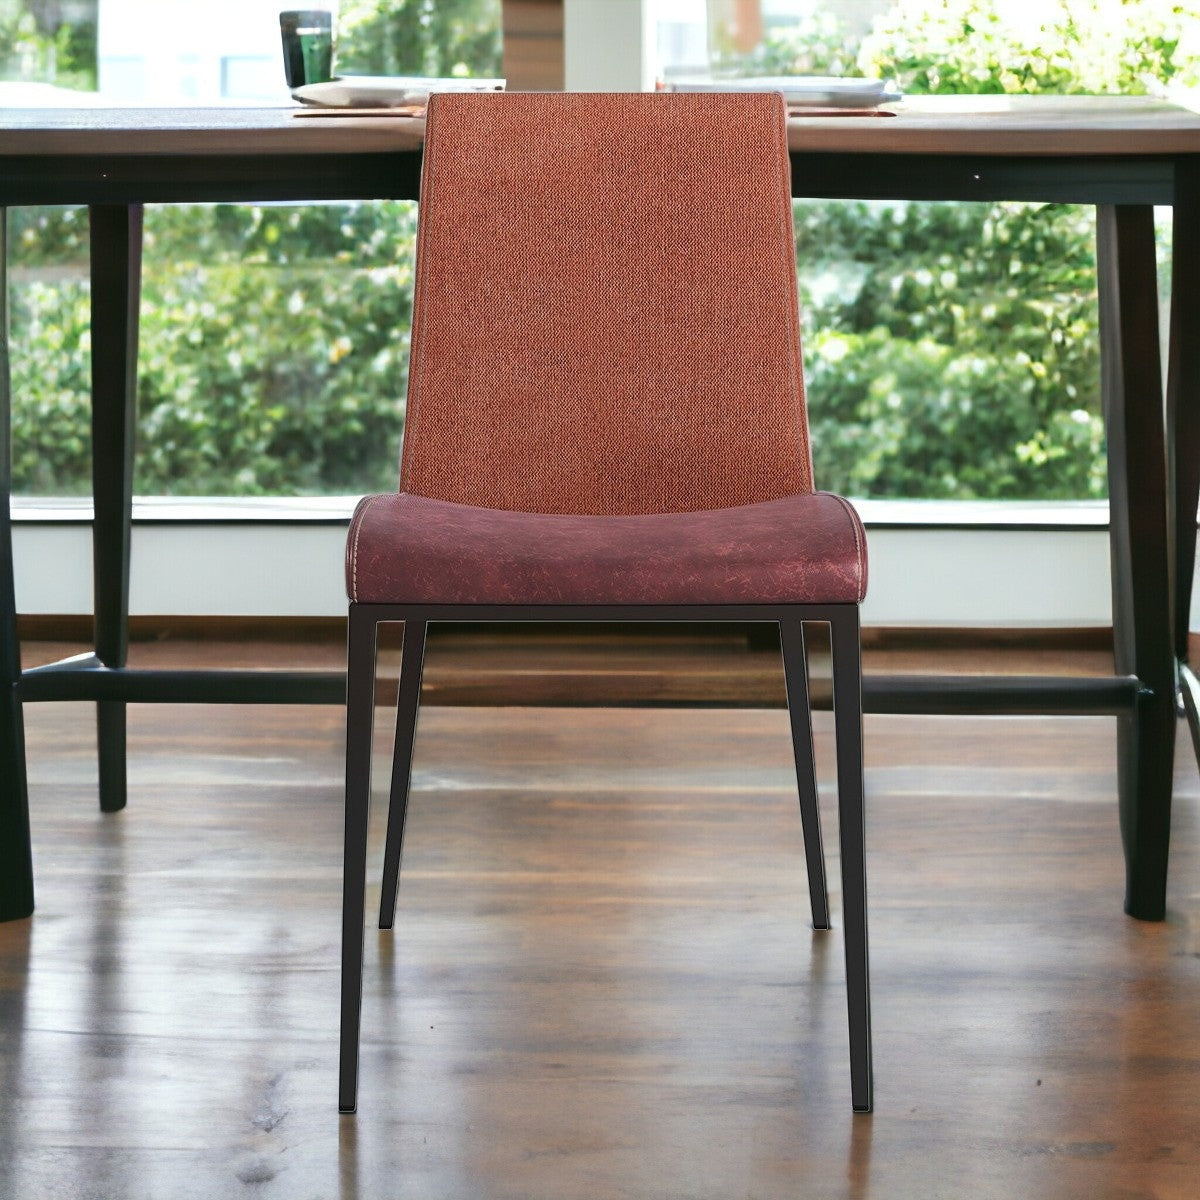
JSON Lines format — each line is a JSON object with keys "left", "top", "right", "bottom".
{"left": 1, "top": 697, "right": 1198, "bottom": 1199}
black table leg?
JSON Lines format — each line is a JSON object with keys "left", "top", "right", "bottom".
{"left": 89, "top": 205, "right": 143, "bottom": 814}
{"left": 1166, "top": 162, "right": 1200, "bottom": 759}
{"left": 0, "top": 208, "right": 34, "bottom": 920}
{"left": 1096, "top": 203, "right": 1176, "bottom": 921}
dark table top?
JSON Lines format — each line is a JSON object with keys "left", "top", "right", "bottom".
{"left": 0, "top": 93, "right": 1195, "bottom": 156}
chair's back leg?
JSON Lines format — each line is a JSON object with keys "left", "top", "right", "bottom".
{"left": 780, "top": 618, "right": 831, "bottom": 930}
{"left": 340, "top": 604, "right": 381, "bottom": 1114}
{"left": 829, "top": 606, "right": 873, "bottom": 1113}
{"left": 379, "top": 617, "right": 429, "bottom": 930}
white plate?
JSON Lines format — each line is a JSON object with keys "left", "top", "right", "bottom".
{"left": 292, "top": 76, "right": 505, "bottom": 108}
{"left": 662, "top": 76, "right": 900, "bottom": 107}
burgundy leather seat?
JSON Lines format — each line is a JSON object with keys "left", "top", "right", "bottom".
{"left": 347, "top": 491, "right": 867, "bottom": 606}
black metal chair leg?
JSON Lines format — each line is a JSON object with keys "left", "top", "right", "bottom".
{"left": 89, "top": 205, "right": 143, "bottom": 815}
{"left": 780, "top": 618, "right": 830, "bottom": 930}
{"left": 830, "top": 607, "right": 873, "bottom": 1114}
{"left": 378, "top": 617, "right": 428, "bottom": 930}
{"left": 340, "top": 604, "right": 379, "bottom": 1114}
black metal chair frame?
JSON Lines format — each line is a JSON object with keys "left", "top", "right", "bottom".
{"left": 339, "top": 600, "right": 872, "bottom": 1115}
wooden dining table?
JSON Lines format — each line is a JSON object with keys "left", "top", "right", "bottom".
{"left": 0, "top": 93, "right": 1196, "bottom": 924}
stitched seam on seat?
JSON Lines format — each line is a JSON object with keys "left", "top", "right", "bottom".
{"left": 821, "top": 491, "right": 866, "bottom": 601}
{"left": 348, "top": 496, "right": 380, "bottom": 602}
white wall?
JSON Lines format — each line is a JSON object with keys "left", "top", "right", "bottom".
{"left": 97, "top": 0, "right": 296, "bottom": 102}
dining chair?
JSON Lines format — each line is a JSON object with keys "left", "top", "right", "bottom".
{"left": 339, "top": 90, "right": 871, "bottom": 1114}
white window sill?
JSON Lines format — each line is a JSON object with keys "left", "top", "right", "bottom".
{"left": 10, "top": 496, "right": 1189, "bottom": 626}
{"left": 11, "top": 495, "right": 1114, "bottom": 529}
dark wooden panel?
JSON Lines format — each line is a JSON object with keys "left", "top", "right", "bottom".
{"left": 789, "top": 152, "right": 1172, "bottom": 203}
{"left": 502, "top": 0, "right": 564, "bottom": 91}
{"left": 0, "top": 208, "right": 34, "bottom": 919}
{"left": 0, "top": 150, "right": 1171, "bottom": 208}
{"left": 1096, "top": 204, "right": 1176, "bottom": 921}
{"left": 0, "top": 152, "right": 423, "bottom": 206}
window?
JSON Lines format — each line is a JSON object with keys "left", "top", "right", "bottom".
{"left": 2, "top": 0, "right": 1187, "bottom": 502}
{"left": 4, "top": 0, "right": 502, "bottom": 499}
{"left": 656, "top": 0, "right": 1184, "bottom": 501}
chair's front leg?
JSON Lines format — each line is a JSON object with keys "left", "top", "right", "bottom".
{"left": 829, "top": 607, "right": 872, "bottom": 1114}
{"left": 340, "top": 604, "right": 380, "bottom": 1114}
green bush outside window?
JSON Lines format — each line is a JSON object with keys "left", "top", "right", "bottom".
{"left": 3, "top": 0, "right": 1191, "bottom": 499}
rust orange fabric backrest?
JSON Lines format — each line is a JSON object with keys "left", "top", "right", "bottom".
{"left": 398, "top": 91, "right": 813, "bottom": 515}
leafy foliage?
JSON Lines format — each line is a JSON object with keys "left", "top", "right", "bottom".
{"left": 711, "top": 7, "right": 860, "bottom": 77}
{"left": 6, "top": 0, "right": 497, "bottom": 498}
{"left": 9, "top": 203, "right": 418, "bottom": 496}
{"left": 4, "top": 0, "right": 1187, "bottom": 500}
{"left": 731, "top": 0, "right": 1191, "bottom": 498}
{"left": 861, "top": 0, "right": 1200, "bottom": 95}
{"left": 0, "top": 0, "right": 97, "bottom": 90}
{"left": 797, "top": 199, "right": 1105, "bottom": 498}
{"left": 336, "top": 0, "right": 502, "bottom": 79}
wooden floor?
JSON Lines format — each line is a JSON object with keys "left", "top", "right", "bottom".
{"left": 1, "top": 634, "right": 1198, "bottom": 1199}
